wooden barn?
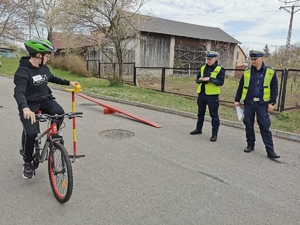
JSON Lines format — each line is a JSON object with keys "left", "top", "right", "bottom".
{"left": 137, "top": 16, "right": 240, "bottom": 68}
{"left": 86, "top": 16, "right": 241, "bottom": 77}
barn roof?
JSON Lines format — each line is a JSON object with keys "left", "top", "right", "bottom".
{"left": 51, "top": 32, "right": 96, "bottom": 50}
{"left": 138, "top": 16, "right": 241, "bottom": 44}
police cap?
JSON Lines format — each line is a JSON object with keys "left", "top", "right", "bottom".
{"left": 249, "top": 50, "right": 265, "bottom": 58}
{"left": 206, "top": 51, "right": 219, "bottom": 59}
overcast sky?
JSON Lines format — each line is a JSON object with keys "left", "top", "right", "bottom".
{"left": 140, "top": 0, "right": 300, "bottom": 53}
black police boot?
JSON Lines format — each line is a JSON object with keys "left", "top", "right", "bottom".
{"left": 244, "top": 146, "right": 254, "bottom": 153}
{"left": 267, "top": 151, "right": 280, "bottom": 159}
{"left": 210, "top": 135, "right": 217, "bottom": 142}
{"left": 190, "top": 129, "right": 202, "bottom": 135}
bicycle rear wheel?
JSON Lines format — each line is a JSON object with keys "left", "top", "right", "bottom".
{"left": 48, "top": 142, "right": 73, "bottom": 203}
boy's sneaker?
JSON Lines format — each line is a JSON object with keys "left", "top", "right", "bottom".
{"left": 22, "top": 162, "right": 34, "bottom": 179}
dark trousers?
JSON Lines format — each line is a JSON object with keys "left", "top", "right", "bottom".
{"left": 196, "top": 94, "right": 220, "bottom": 136}
{"left": 19, "top": 98, "right": 64, "bottom": 162}
{"left": 243, "top": 102, "right": 274, "bottom": 152}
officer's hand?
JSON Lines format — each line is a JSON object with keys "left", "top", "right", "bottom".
{"left": 23, "top": 107, "right": 36, "bottom": 124}
{"left": 234, "top": 102, "right": 240, "bottom": 108}
{"left": 201, "top": 77, "right": 210, "bottom": 82}
{"left": 267, "top": 104, "right": 275, "bottom": 113}
{"left": 195, "top": 79, "right": 201, "bottom": 84}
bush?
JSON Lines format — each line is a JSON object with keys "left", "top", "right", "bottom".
{"left": 51, "top": 54, "right": 92, "bottom": 77}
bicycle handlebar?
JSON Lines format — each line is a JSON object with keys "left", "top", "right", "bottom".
{"left": 36, "top": 112, "right": 83, "bottom": 122}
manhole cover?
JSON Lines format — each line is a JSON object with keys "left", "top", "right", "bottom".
{"left": 99, "top": 129, "right": 134, "bottom": 139}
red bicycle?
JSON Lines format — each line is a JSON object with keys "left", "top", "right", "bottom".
{"left": 20, "top": 112, "right": 83, "bottom": 203}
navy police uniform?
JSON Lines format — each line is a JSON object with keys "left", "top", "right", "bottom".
{"left": 190, "top": 51, "right": 225, "bottom": 142}
{"left": 234, "top": 50, "right": 280, "bottom": 158}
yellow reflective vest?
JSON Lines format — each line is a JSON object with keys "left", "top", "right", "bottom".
{"left": 241, "top": 67, "right": 274, "bottom": 101}
{"left": 197, "top": 65, "right": 222, "bottom": 95}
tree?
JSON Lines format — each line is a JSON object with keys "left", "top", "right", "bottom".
{"left": 20, "top": 0, "right": 43, "bottom": 39}
{"left": 13, "top": 0, "right": 62, "bottom": 42}
{"left": 40, "top": 0, "right": 62, "bottom": 42}
{"left": 264, "top": 43, "right": 300, "bottom": 69}
{"left": 59, "top": 0, "right": 148, "bottom": 84}
{"left": 0, "top": 0, "right": 27, "bottom": 42}
{"left": 263, "top": 44, "right": 271, "bottom": 57}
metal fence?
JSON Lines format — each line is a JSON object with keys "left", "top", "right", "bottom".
{"left": 86, "top": 60, "right": 300, "bottom": 112}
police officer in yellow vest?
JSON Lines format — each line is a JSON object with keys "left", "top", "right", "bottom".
{"left": 234, "top": 50, "right": 280, "bottom": 159}
{"left": 190, "top": 51, "right": 225, "bottom": 142}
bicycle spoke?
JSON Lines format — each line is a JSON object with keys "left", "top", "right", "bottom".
{"left": 52, "top": 150, "right": 68, "bottom": 194}
{"left": 48, "top": 143, "right": 73, "bottom": 203}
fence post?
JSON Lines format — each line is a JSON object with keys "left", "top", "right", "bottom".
{"left": 280, "top": 68, "right": 288, "bottom": 112}
{"left": 133, "top": 63, "right": 137, "bottom": 86}
{"left": 98, "top": 62, "right": 101, "bottom": 78}
{"left": 277, "top": 70, "right": 284, "bottom": 112}
{"left": 161, "top": 67, "right": 166, "bottom": 92}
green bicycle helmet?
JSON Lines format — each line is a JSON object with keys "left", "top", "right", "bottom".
{"left": 24, "top": 38, "right": 57, "bottom": 54}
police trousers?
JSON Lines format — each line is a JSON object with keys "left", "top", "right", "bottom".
{"left": 243, "top": 102, "right": 274, "bottom": 152}
{"left": 196, "top": 94, "right": 220, "bottom": 136}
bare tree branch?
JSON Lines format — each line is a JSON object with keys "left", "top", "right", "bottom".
{"left": 58, "top": 0, "right": 149, "bottom": 83}
{"left": 0, "top": 0, "right": 27, "bottom": 42}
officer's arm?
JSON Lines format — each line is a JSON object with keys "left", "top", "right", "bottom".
{"left": 269, "top": 71, "right": 278, "bottom": 105}
{"left": 234, "top": 75, "right": 244, "bottom": 103}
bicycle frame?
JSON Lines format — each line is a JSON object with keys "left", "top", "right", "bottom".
{"left": 33, "top": 112, "right": 83, "bottom": 164}
{"left": 35, "top": 121, "right": 59, "bottom": 164}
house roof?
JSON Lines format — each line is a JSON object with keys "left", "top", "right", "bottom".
{"left": 51, "top": 16, "right": 241, "bottom": 50}
{"left": 138, "top": 16, "right": 241, "bottom": 44}
{"left": 0, "top": 45, "right": 14, "bottom": 51}
{"left": 51, "top": 32, "right": 96, "bottom": 50}
{"left": 51, "top": 32, "right": 65, "bottom": 49}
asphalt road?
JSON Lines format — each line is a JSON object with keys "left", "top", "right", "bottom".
{"left": 0, "top": 75, "right": 300, "bottom": 225}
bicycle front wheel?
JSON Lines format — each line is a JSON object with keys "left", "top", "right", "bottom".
{"left": 48, "top": 142, "right": 73, "bottom": 203}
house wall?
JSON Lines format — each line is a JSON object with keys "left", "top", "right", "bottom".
{"left": 235, "top": 46, "right": 247, "bottom": 66}
{"left": 0, "top": 46, "right": 16, "bottom": 58}
{"left": 139, "top": 33, "right": 170, "bottom": 67}
{"left": 210, "top": 41, "right": 236, "bottom": 68}
{"left": 133, "top": 33, "right": 171, "bottom": 76}
{"left": 86, "top": 33, "right": 239, "bottom": 77}
{"left": 173, "top": 37, "right": 207, "bottom": 69}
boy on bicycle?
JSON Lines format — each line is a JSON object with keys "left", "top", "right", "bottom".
{"left": 13, "top": 38, "right": 80, "bottom": 179}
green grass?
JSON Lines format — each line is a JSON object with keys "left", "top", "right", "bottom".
{"left": 1, "top": 57, "right": 299, "bottom": 134}
{"left": 0, "top": 57, "right": 20, "bottom": 75}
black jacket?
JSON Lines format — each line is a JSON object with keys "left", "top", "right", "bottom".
{"left": 14, "top": 56, "right": 70, "bottom": 110}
